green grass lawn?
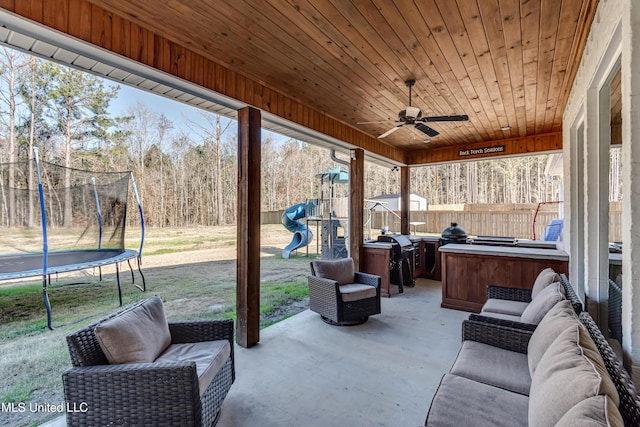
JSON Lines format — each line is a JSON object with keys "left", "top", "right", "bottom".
{"left": 0, "top": 225, "right": 314, "bottom": 427}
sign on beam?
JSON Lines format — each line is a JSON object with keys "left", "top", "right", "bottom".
{"left": 459, "top": 145, "right": 505, "bottom": 157}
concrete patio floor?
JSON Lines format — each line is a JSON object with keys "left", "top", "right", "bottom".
{"left": 42, "top": 278, "right": 469, "bottom": 427}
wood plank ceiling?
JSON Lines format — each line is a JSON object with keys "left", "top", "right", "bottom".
{"left": 85, "top": 0, "right": 597, "bottom": 163}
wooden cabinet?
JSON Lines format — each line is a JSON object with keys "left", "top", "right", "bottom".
{"left": 439, "top": 244, "right": 569, "bottom": 312}
{"left": 361, "top": 243, "right": 393, "bottom": 297}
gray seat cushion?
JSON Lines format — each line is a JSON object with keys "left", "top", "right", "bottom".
{"left": 339, "top": 283, "right": 377, "bottom": 302}
{"left": 156, "top": 340, "right": 231, "bottom": 395}
{"left": 481, "top": 299, "right": 530, "bottom": 316}
{"left": 450, "top": 341, "right": 531, "bottom": 395}
{"left": 476, "top": 311, "right": 523, "bottom": 322}
{"left": 425, "top": 374, "right": 528, "bottom": 427}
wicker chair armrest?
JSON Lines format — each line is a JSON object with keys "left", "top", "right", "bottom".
{"left": 486, "top": 285, "right": 532, "bottom": 302}
{"left": 63, "top": 362, "right": 202, "bottom": 426}
{"left": 169, "top": 318, "right": 234, "bottom": 344}
{"left": 468, "top": 313, "right": 537, "bottom": 332}
{"left": 560, "top": 273, "right": 584, "bottom": 314}
{"left": 354, "top": 271, "right": 382, "bottom": 288}
{"left": 462, "top": 320, "right": 532, "bottom": 353}
{"left": 308, "top": 275, "right": 339, "bottom": 290}
{"left": 579, "top": 312, "right": 640, "bottom": 426}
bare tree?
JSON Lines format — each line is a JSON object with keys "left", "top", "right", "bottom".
{"left": 0, "top": 48, "right": 20, "bottom": 226}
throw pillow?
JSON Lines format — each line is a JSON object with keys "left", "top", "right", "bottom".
{"left": 531, "top": 267, "right": 560, "bottom": 299}
{"left": 527, "top": 300, "right": 579, "bottom": 376}
{"left": 311, "top": 258, "right": 355, "bottom": 285}
{"left": 521, "top": 281, "right": 564, "bottom": 325}
{"left": 555, "top": 396, "right": 623, "bottom": 427}
{"left": 95, "top": 296, "right": 172, "bottom": 364}
{"left": 528, "top": 324, "right": 619, "bottom": 427}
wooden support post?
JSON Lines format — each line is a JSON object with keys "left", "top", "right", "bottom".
{"left": 350, "top": 149, "right": 364, "bottom": 270}
{"left": 236, "top": 106, "right": 261, "bottom": 348}
{"left": 400, "top": 166, "right": 410, "bottom": 235}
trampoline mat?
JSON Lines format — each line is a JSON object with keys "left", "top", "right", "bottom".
{"left": 0, "top": 249, "right": 138, "bottom": 280}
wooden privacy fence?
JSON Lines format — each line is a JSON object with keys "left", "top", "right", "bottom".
{"left": 375, "top": 207, "right": 621, "bottom": 242}
{"left": 262, "top": 204, "right": 622, "bottom": 242}
{"left": 374, "top": 211, "right": 557, "bottom": 240}
{"left": 261, "top": 210, "right": 284, "bottom": 225}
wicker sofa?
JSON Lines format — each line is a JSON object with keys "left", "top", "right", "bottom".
{"left": 63, "top": 296, "right": 235, "bottom": 427}
{"left": 471, "top": 273, "right": 583, "bottom": 330}
{"left": 479, "top": 269, "right": 583, "bottom": 323}
{"left": 424, "top": 299, "right": 640, "bottom": 426}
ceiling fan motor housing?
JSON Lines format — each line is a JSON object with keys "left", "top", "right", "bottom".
{"left": 400, "top": 106, "right": 421, "bottom": 121}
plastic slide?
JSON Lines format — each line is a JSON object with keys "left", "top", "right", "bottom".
{"left": 281, "top": 203, "right": 313, "bottom": 259}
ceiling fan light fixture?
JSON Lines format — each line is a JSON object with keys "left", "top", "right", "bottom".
{"left": 404, "top": 106, "right": 421, "bottom": 119}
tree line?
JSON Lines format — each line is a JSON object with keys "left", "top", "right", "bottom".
{"left": 0, "top": 48, "right": 623, "bottom": 228}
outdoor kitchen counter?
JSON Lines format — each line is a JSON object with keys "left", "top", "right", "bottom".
{"left": 361, "top": 242, "right": 395, "bottom": 297}
{"left": 438, "top": 243, "right": 569, "bottom": 312}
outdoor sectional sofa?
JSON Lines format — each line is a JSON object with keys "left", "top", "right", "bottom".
{"left": 63, "top": 296, "right": 234, "bottom": 427}
{"left": 424, "top": 299, "right": 640, "bottom": 426}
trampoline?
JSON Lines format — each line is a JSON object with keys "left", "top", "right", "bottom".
{"left": 0, "top": 148, "right": 145, "bottom": 329}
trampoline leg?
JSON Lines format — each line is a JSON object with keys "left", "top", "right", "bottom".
{"left": 116, "top": 263, "right": 123, "bottom": 307}
{"left": 127, "top": 259, "right": 136, "bottom": 284}
{"left": 43, "top": 277, "right": 53, "bottom": 330}
{"left": 132, "top": 258, "right": 146, "bottom": 292}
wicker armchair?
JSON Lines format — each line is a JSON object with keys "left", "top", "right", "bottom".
{"left": 63, "top": 299, "right": 235, "bottom": 427}
{"left": 308, "top": 257, "right": 381, "bottom": 325}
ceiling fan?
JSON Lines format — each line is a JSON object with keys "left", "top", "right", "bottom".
{"left": 359, "top": 80, "right": 469, "bottom": 139}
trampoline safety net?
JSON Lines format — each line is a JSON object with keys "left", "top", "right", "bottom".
{"left": 0, "top": 151, "right": 145, "bottom": 329}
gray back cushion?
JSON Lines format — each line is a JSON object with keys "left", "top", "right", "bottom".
{"left": 531, "top": 267, "right": 560, "bottom": 299}
{"left": 528, "top": 300, "right": 580, "bottom": 376}
{"left": 311, "top": 258, "right": 355, "bottom": 285}
{"left": 95, "top": 296, "right": 171, "bottom": 364}
{"left": 528, "top": 324, "right": 619, "bottom": 427}
{"left": 521, "top": 282, "right": 564, "bottom": 325}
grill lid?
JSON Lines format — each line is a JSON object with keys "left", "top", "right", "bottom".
{"left": 378, "top": 234, "right": 413, "bottom": 248}
{"left": 441, "top": 222, "right": 467, "bottom": 239}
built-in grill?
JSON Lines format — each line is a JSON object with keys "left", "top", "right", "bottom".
{"left": 377, "top": 234, "right": 416, "bottom": 293}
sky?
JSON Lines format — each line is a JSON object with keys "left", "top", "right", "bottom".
{"left": 106, "top": 81, "right": 289, "bottom": 144}
{"left": 106, "top": 82, "right": 215, "bottom": 132}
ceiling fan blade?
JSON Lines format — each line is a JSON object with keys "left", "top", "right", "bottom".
{"left": 378, "top": 125, "right": 404, "bottom": 139}
{"left": 415, "top": 123, "right": 440, "bottom": 137}
{"left": 357, "top": 120, "right": 397, "bottom": 124}
{"left": 423, "top": 114, "right": 469, "bottom": 122}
